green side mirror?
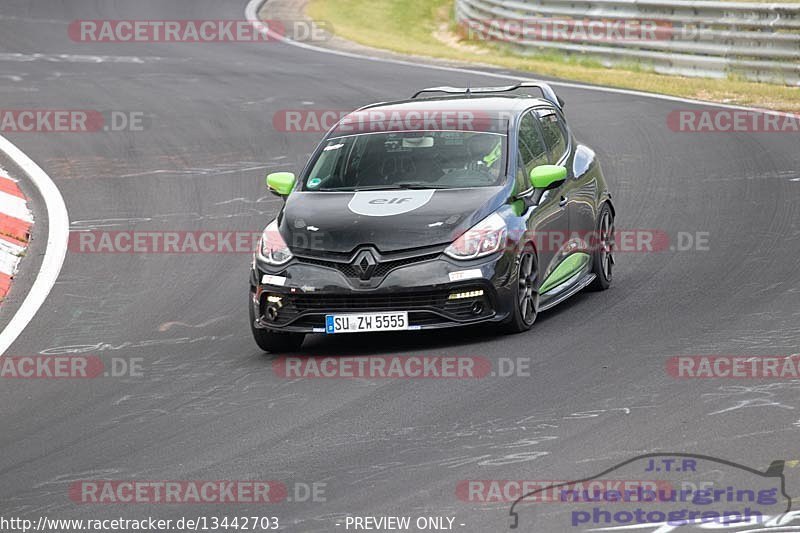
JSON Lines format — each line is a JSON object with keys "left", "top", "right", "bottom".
{"left": 266, "top": 172, "right": 296, "bottom": 196}
{"left": 530, "top": 165, "right": 567, "bottom": 189}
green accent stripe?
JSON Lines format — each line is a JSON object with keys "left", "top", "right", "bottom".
{"left": 539, "top": 252, "right": 590, "bottom": 294}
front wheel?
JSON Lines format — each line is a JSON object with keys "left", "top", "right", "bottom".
{"left": 588, "top": 204, "right": 614, "bottom": 291}
{"left": 249, "top": 294, "right": 305, "bottom": 353}
{"left": 503, "top": 249, "right": 539, "bottom": 334}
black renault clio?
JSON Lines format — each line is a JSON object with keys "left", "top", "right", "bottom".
{"left": 250, "top": 83, "right": 615, "bottom": 352}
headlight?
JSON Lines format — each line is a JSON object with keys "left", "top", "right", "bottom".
{"left": 445, "top": 212, "right": 507, "bottom": 260}
{"left": 257, "top": 219, "right": 293, "bottom": 265}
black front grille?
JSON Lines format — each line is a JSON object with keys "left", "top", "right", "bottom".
{"left": 292, "top": 290, "right": 447, "bottom": 311}
{"left": 295, "top": 253, "right": 440, "bottom": 279}
{"left": 259, "top": 283, "right": 494, "bottom": 329}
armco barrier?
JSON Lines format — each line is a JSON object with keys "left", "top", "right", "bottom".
{"left": 455, "top": 0, "right": 800, "bottom": 85}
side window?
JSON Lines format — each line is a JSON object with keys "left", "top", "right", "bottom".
{"left": 537, "top": 110, "right": 568, "bottom": 163}
{"left": 517, "top": 112, "right": 549, "bottom": 182}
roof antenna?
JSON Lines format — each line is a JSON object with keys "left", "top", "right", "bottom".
{"left": 466, "top": 81, "right": 472, "bottom": 98}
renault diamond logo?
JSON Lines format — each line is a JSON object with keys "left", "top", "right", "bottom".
{"left": 353, "top": 250, "right": 377, "bottom": 280}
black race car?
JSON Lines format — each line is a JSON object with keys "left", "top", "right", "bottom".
{"left": 250, "top": 82, "right": 615, "bottom": 352}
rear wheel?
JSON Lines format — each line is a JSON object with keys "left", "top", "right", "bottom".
{"left": 503, "top": 249, "right": 539, "bottom": 334}
{"left": 589, "top": 204, "right": 614, "bottom": 291}
{"left": 249, "top": 294, "right": 305, "bottom": 353}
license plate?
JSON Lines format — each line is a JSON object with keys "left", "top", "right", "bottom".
{"left": 325, "top": 312, "right": 409, "bottom": 334}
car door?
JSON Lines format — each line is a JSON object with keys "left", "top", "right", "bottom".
{"left": 517, "top": 110, "right": 570, "bottom": 285}
{"left": 538, "top": 108, "right": 597, "bottom": 249}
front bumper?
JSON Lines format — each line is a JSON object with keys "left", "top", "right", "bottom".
{"left": 250, "top": 248, "right": 516, "bottom": 333}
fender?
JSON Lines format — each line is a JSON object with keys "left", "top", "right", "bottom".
{"left": 573, "top": 143, "right": 615, "bottom": 216}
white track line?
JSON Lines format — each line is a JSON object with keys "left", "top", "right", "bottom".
{"left": 0, "top": 135, "right": 69, "bottom": 355}
{"left": 246, "top": 0, "right": 785, "bottom": 114}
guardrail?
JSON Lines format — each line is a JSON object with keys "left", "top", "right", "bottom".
{"left": 455, "top": 0, "right": 800, "bottom": 85}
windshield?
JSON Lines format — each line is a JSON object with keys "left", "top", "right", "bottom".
{"left": 303, "top": 131, "right": 507, "bottom": 191}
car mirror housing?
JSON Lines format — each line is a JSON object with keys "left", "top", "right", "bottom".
{"left": 266, "top": 172, "right": 296, "bottom": 197}
{"left": 529, "top": 165, "right": 567, "bottom": 189}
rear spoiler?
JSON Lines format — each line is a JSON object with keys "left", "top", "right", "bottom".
{"left": 411, "top": 82, "right": 564, "bottom": 110}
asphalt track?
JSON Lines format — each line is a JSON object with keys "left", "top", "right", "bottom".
{"left": 0, "top": 1, "right": 799, "bottom": 531}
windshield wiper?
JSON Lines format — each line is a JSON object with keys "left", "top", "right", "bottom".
{"left": 318, "top": 182, "right": 446, "bottom": 192}
{"left": 395, "top": 182, "right": 450, "bottom": 190}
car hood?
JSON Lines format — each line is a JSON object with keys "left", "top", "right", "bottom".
{"left": 279, "top": 187, "right": 507, "bottom": 254}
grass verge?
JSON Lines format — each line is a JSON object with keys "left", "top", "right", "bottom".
{"left": 306, "top": 0, "right": 800, "bottom": 112}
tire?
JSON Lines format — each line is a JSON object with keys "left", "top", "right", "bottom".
{"left": 503, "top": 248, "right": 539, "bottom": 334}
{"left": 588, "top": 203, "right": 614, "bottom": 291}
{"left": 249, "top": 294, "right": 305, "bottom": 353}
